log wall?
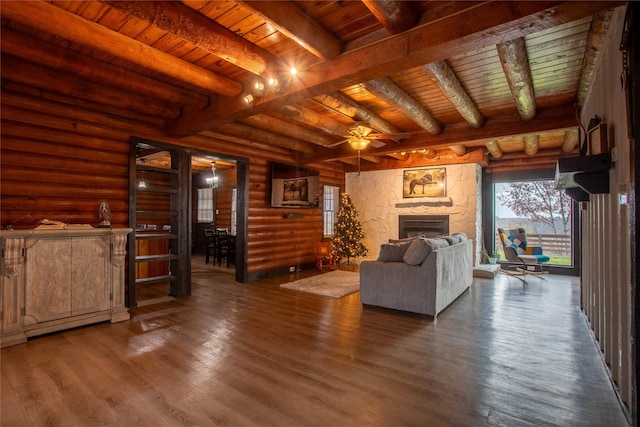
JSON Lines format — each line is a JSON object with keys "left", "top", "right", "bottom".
{"left": 0, "top": 77, "right": 345, "bottom": 280}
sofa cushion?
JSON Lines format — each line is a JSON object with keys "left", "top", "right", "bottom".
{"left": 452, "top": 232, "right": 468, "bottom": 242}
{"left": 378, "top": 242, "right": 412, "bottom": 262}
{"left": 402, "top": 238, "right": 449, "bottom": 265}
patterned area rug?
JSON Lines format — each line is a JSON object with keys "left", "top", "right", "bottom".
{"left": 279, "top": 270, "right": 360, "bottom": 298}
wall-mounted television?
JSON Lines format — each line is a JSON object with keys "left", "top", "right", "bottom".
{"left": 271, "top": 162, "right": 320, "bottom": 208}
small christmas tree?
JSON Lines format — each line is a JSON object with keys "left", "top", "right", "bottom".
{"left": 332, "top": 193, "right": 368, "bottom": 265}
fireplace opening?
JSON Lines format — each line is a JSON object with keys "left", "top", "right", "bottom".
{"left": 399, "top": 215, "right": 449, "bottom": 238}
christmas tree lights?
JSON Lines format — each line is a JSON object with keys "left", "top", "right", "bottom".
{"left": 332, "top": 193, "right": 368, "bottom": 265}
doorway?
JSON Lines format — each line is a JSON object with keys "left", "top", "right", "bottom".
{"left": 128, "top": 138, "right": 248, "bottom": 308}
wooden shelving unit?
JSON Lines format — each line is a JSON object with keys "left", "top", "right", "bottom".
{"left": 128, "top": 139, "right": 191, "bottom": 307}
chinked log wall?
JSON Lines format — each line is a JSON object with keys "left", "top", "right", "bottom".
{"left": 0, "top": 79, "right": 345, "bottom": 280}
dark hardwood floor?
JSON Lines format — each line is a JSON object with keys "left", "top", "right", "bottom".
{"left": 1, "top": 257, "right": 628, "bottom": 426}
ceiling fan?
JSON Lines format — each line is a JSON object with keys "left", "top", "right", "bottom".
{"left": 327, "top": 123, "right": 411, "bottom": 150}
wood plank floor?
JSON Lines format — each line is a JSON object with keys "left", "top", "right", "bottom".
{"left": 1, "top": 257, "right": 628, "bottom": 426}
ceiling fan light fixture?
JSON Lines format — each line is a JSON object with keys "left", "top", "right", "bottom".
{"left": 349, "top": 138, "right": 370, "bottom": 151}
{"left": 243, "top": 94, "right": 254, "bottom": 104}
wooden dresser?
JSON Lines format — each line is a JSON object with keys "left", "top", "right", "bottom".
{"left": 0, "top": 228, "right": 132, "bottom": 347}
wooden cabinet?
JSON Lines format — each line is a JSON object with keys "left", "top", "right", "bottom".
{"left": 0, "top": 228, "right": 131, "bottom": 348}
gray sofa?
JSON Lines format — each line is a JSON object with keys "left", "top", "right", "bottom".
{"left": 360, "top": 234, "right": 473, "bottom": 317}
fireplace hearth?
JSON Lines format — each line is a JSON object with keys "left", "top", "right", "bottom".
{"left": 399, "top": 215, "right": 449, "bottom": 238}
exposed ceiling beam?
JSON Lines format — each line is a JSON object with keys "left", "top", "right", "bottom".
{"left": 313, "top": 92, "right": 403, "bottom": 135}
{"left": 103, "top": 1, "right": 283, "bottom": 78}
{"left": 303, "top": 104, "right": 577, "bottom": 163}
{"left": 486, "top": 140, "right": 503, "bottom": 159}
{"left": 242, "top": 114, "right": 336, "bottom": 147}
{"left": 423, "top": 61, "right": 484, "bottom": 128}
{"left": 361, "top": 0, "right": 418, "bottom": 34}
{"left": 239, "top": 1, "right": 341, "bottom": 60}
{"left": 0, "top": 1, "right": 243, "bottom": 97}
{"left": 496, "top": 37, "right": 536, "bottom": 120}
{"left": 0, "top": 28, "right": 208, "bottom": 109}
{"left": 168, "top": 1, "right": 619, "bottom": 137}
{"left": 561, "top": 128, "right": 580, "bottom": 152}
{"left": 281, "top": 104, "right": 352, "bottom": 138}
{"left": 363, "top": 77, "right": 442, "bottom": 135}
{"left": 1, "top": 55, "right": 180, "bottom": 118}
{"left": 523, "top": 134, "right": 540, "bottom": 156}
{"left": 215, "top": 123, "right": 317, "bottom": 156}
{"left": 577, "top": 10, "right": 614, "bottom": 106}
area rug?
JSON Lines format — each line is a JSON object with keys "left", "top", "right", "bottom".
{"left": 279, "top": 270, "right": 360, "bottom": 298}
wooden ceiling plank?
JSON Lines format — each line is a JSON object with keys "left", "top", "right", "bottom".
{"left": 0, "top": 0, "right": 242, "bottom": 97}
{"left": 496, "top": 37, "right": 537, "bottom": 120}
{"left": 169, "top": 1, "right": 621, "bottom": 137}
{"left": 423, "top": 60, "right": 485, "bottom": 128}
{"left": 239, "top": 0, "right": 341, "bottom": 60}
{"left": 103, "top": 1, "right": 282, "bottom": 78}
{"left": 363, "top": 77, "right": 442, "bottom": 135}
{"left": 361, "top": 0, "right": 418, "bottom": 34}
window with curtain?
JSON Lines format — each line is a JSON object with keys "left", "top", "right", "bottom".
{"left": 231, "top": 187, "right": 237, "bottom": 235}
{"left": 323, "top": 185, "right": 340, "bottom": 237}
{"left": 197, "top": 187, "right": 214, "bottom": 223}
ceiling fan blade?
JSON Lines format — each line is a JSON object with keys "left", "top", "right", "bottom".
{"left": 325, "top": 139, "right": 347, "bottom": 148}
{"left": 371, "top": 140, "right": 386, "bottom": 148}
{"left": 365, "top": 132, "right": 412, "bottom": 140}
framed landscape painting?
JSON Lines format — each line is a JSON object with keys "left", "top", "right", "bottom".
{"left": 403, "top": 168, "right": 446, "bottom": 198}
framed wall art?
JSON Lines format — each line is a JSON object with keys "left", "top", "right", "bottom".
{"left": 403, "top": 168, "right": 446, "bottom": 198}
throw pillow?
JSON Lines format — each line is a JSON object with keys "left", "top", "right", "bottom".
{"left": 377, "top": 242, "right": 411, "bottom": 262}
{"left": 388, "top": 236, "right": 420, "bottom": 244}
{"left": 443, "top": 235, "right": 458, "bottom": 245}
{"left": 403, "top": 238, "right": 431, "bottom": 265}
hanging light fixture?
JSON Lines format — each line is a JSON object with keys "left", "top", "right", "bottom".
{"left": 138, "top": 175, "right": 147, "bottom": 189}
{"left": 206, "top": 162, "right": 219, "bottom": 189}
{"left": 348, "top": 138, "right": 370, "bottom": 151}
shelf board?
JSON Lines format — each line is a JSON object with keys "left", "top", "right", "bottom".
{"left": 135, "top": 254, "right": 179, "bottom": 263}
{"left": 135, "top": 275, "right": 176, "bottom": 286}
{"left": 136, "top": 210, "right": 177, "bottom": 216}
{"left": 136, "top": 165, "right": 178, "bottom": 174}
{"left": 135, "top": 233, "right": 177, "bottom": 240}
{"left": 137, "top": 186, "right": 178, "bottom": 194}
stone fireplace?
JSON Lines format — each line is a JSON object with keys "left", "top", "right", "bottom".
{"left": 399, "top": 215, "right": 449, "bottom": 238}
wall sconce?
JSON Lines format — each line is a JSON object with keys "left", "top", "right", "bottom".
{"left": 138, "top": 175, "right": 147, "bottom": 189}
{"left": 205, "top": 162, "right": 219, "bottom": 189}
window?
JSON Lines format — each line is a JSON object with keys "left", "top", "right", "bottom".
{"left": 494, "top": 180, "right": 572, "bottom": 266}
{"left": 323, "top": 185, "right": 340, "bottom": 236}
{"left": 197, "top": 187, "right": 214, "bottom": 223}
{"left": 230, "top": 187, "right": 237, "bottom": 235}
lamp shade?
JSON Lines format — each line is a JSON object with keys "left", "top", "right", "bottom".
{"left": 348, "top": 138, "right": 370, "bottom": 150}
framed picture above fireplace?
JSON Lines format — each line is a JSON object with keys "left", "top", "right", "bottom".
{"left": 403, "top": 167, "right": 446, "bottom": 198}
